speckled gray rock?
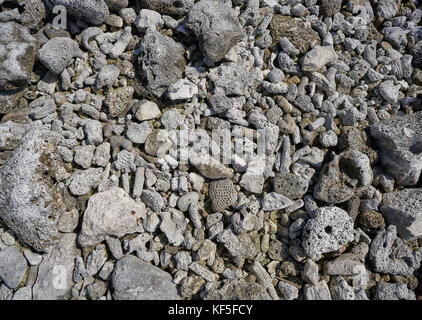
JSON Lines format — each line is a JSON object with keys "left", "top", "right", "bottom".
{"left": 135, "top": 0, "right": 194, "bottom": 16}
{"left": 0, "top": 246, "right": 27, "bottom": 289}
{"left": 370, "top": 112, "right": 422, "bottom": 186}
{"left": 111, "top": 255, "right": 180, "bottom": 300}
{"left": 184, "top": 0, "right": 244, "bottom": 62}
{"left": 44, "top": 0, "right": 109, "bottom": 25}
{"left": 33, "top": 233, "right": 80, "bottom": 300}
{"left": 369, "top": 225, "right": 422, "bottom": 275}
{"left": 0, "top": 22, "right": 38, "bottom": 91}
{"left": 374, "top": 283, "right": 410, "bottom": 300}
{"left": 381, "top": 188, "right": 422, "bottom": 240}
{"left": 136, "top": 27, "right": 185, "bottom": 98}
{"left": 67, "top": 167, "right": 103, "bottom": 196}
{"left": 208, "top": 63, "right": 263, "bottom": 96}
{"left": 302, "top": 206, "right": 354, "bottom": 260}
{"left": 301, "top": 46, "right": 337, "bottom": 72}
{"left": 273, "top": 172, "right": 308, "bottom": 200}
{"left": 38, "top": 37, "right": 82, "bottom": 74}
{"left": 79, "top": 187, "right": 146, "bottom": 246}
{"left": 262, "top": 192, "right": 293, "bottom": 211}
{"left": 0, "top": 125, "right": 67, "bottom": 252}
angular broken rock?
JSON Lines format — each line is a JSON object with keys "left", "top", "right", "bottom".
{"left": 302, "top": 206, "right": 354, "bottom": 260}
{"left": 301, "top": 45, "right": 338, "bottom": 72}
{"left": 262, "top": 192, "right": 293, "bottom": 211}
{"left": 0, "top": 22, "right": 38, "bottom": 91}
{"left": 369, "top": 225, "right": 422, "bottom": 275}
{"left": 33, "top": 233, "right": 80, "bottom": 300}
{"left": 370, "top": 112, "right": 422, "bottom": 186}
{"left": 381, "top": 188, "right": 422, "bottom": 240}
{"left": 78, "top": 187, "right": 146, "bottom": 247}
{"left": 184, "top": 0, "right": 244, "bottom": 62}
{"left": 111, "top": 255, "right": 180, "bottom": 300}
{"left": 190, "top": 155, "right": 234, "bottom": 179}
{"left": 0, "top": 125, "right": 68, "bottom": 252}
{"left": 136, "top": 27, "right": 185, "bottom": 98}
{"left": 269, "top": 15, "right": 320, "bottom": 54}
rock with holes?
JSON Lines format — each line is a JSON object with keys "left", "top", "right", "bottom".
{"left": 184, "top": 0, "right": 244, "bottom": 62}
{"left": 381, "top": 188, "right": 422, "bottom": 240}
{"left": 370, "top": 112, "right": 422, "bottom": 186}
{"left": 209, "top": 178, "right": 238, "bottom": 212}
{"left": 368, "top": 225, "right": 422, "bottom": 275}
{"left": 78, "top": 187, "right": 146, "bottom": 246}
{"left": 111, "top": 255, "right": 180, "bottom": 300}
{"left": 313, "top": 154, "right": 356, "bottom": 204}
{"left": 374, "top": 283, "right": 411, "bottom": 300}
{"left": 302, "top": 206, "right": 354, "bottom": 260}
{"left": 0, "top": 124, "right": 69, "bottom": 253}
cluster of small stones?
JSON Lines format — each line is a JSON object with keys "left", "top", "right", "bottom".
{"left": 0, "top": 0, "right": 422, "bottom": 301}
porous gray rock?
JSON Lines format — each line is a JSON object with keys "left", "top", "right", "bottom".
{"left": 381, "top": 188, "right": 422, "bottom": 240}
{"left": 135, "top": 0, "right": 194, "bottom": 16}
{"left": 208, "top": 63, "right": 263, "bottom": 96}
{"left": 44, "top": 0, "right": 110, "bottom": 25}
{"left": 273, "top": 172, "right": 308, "bottom": 200}
{"left": 374, "top": 283, "right": 410, "bottom": 300}
{"left": 302, "top": 206, "right": 355, "bottom": 260}
{"left": 0, "top": 125, "right": 68, "bottom": 252}
{"left": 0, "top": 22, "right": 37, "bottom": 91}
{"left": 0, "top": 246, "right": 27, "bottom": 289}
{"left": 262, "top": 192, "right": 293, "bottom": 211}
{"left": 184, "top": 0, "right": 244, "bottom": 62}
{"left": 209, "top": 179, "right": 238, "bottom": 212}
{"left": 136, "top": 27, "right": 185, "bottom": 98}
{"left": 111, "top": 255, "right": 180, "bottom": 300}
{"left": 369, "top": 225, "right": 422, "bottom": 275}
{"left": 370, "top": 112, "right": 422, "bottom": 186}
{"left": 38, "top": 37, "right": 82, "bottom": 75}
{"left": 79, "top": 187, "right": 146, "bottom": 246}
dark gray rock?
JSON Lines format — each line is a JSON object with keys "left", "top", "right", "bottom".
{"left": 184, "top": 0, "right": 244, "bottom": 62}
{"left": 273, "top": 172, "right": 308, "bottom": 200}
{"left": 135, "top": 0, "right": 194, "bottom": 16}
{"left": 136, "top": 28, "right": 185, "bottom": 98}
{"left": 111, "top": 255, "right": 180, "bottom": 300}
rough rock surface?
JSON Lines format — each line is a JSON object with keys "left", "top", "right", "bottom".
{"left": 79, "top": 187, "right": 146, "bottom": 246}
{"left": 111, "top": 255, "right": 180, "bottom": 300}
{"left": 0, "top": 125, "right": 67, "bottom": 252}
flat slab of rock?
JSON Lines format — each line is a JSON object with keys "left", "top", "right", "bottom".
{"left": 78, "top": 187, "right": 146, "bottom": 246}
{"left": 381, "top": 188, "right": 422, "bottom": 240}
{"left": 111, "top": 255, "right": 180, "bottom": 300}
{"left": 0, "top": 125, "right": 68, "bottom": 252}
{"left": 33, "top": 233, "right": 80, "bottom": 300}
{"left": 370, "top": 112, "right": 422, "bottom": 186}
